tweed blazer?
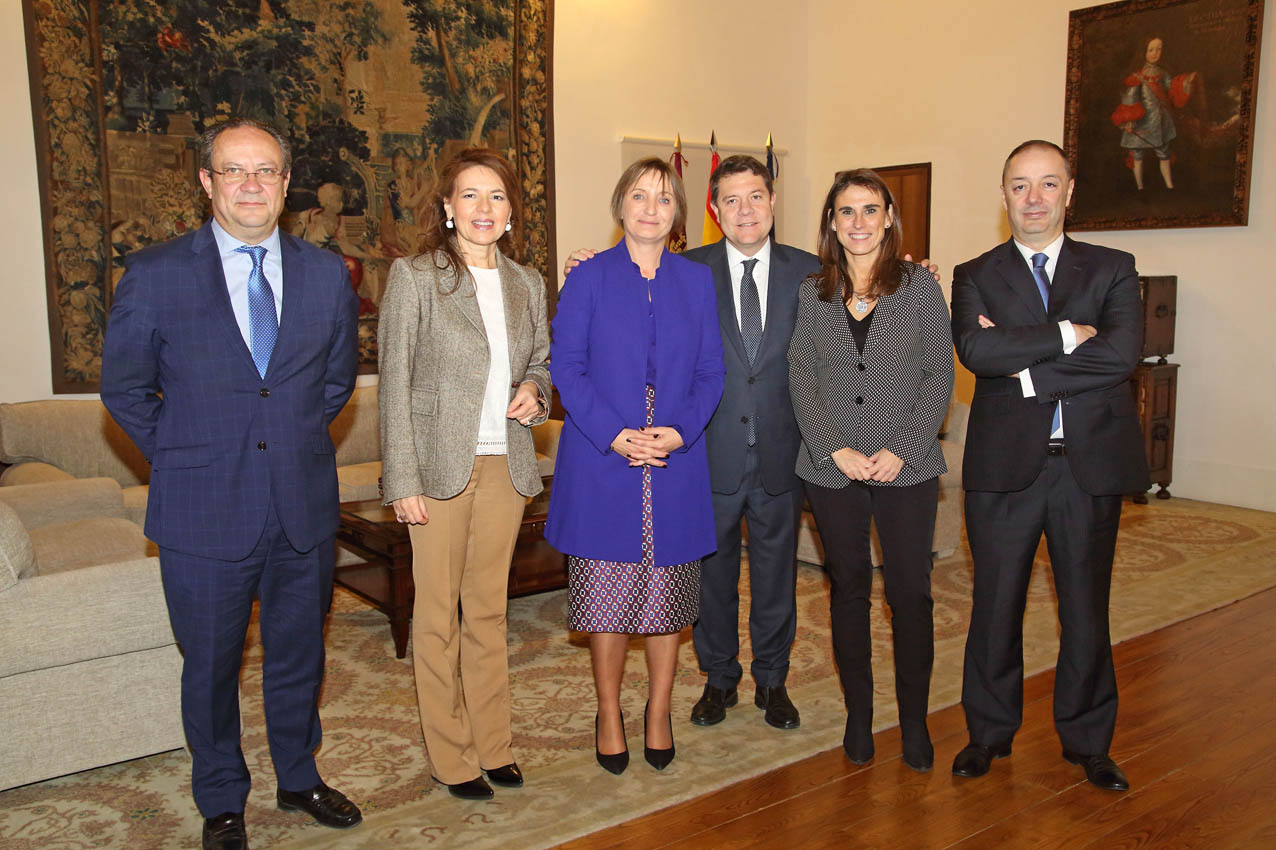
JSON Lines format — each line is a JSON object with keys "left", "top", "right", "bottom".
{"left": 788, "top": 262, "right": 954, "bottom": 489}
{"left": 378, "top": 249, "right": 551, "bottom": 502}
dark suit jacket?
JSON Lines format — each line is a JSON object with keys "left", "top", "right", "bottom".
{"left": 682, "top": 239, "right": 819, "bottom": 496}
{"left": 951, "top": 237, "right": 1150, "bottom": 496}
{"left": 101, "top": 221, "right": 360, "bottom": 560}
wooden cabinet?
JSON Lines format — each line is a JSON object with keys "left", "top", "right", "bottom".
{"left": 1129, "top": 362, "right": 1178, "bottom": 503}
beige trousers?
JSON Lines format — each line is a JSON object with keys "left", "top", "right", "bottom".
{"left": 408, "top": 455, "right": 525, "bottom": 783}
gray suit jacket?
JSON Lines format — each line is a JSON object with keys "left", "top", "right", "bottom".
{"left": 682, "top": 239, "right": 819, "bottom": 496}
{"left": 378, "top": 250, "right": 551, "bottom": 502}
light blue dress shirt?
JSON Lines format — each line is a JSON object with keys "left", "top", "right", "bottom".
{"left": 211, "top": 219, "right": 284, "bottom": 350}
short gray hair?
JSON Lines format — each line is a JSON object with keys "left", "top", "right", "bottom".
{"left": 199, "top": 118, "right": 291, "bottom": 173}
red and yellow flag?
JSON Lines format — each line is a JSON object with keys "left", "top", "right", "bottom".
{"left": 702, "top": 131, "right": 723, "bottom": 246}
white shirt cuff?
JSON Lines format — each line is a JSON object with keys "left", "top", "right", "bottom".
{"left": 1020, "top": 368, "right": 1036, "bottom": 398}
{"left": 1059, "top": 320, "right": 1078, "bottom": 355}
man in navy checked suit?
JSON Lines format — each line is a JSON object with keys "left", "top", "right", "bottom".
{"left": 102, "top": 118, "right": 362, "bottom": 850}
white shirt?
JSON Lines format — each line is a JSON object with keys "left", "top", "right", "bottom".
{"left": 726, "top": 237, "right": 772, "bottom": 331}
{"left": 211, "top": 219, "right": 284, "bottom": 351}
{"left": 470, "top": 266, "right": 512, "bottom": 455}
{"left": 1012, "top": 234, "right": 1073, "bottom": 438}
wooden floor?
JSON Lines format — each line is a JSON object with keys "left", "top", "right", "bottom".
{"left": 556, "top": 587, "right": 1276, "bottom": 850}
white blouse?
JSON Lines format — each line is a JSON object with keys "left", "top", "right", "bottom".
{"left": 470, "top": 266, "right": 511, "bottom": 455}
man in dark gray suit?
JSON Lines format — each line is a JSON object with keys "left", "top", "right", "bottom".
{"left": 680, "top": 156, "right": 818, "bottom": 729}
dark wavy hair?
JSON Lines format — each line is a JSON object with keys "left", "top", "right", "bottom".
{"left": 416, "top": 147, "right": 523, "bottom": 294}
{"left": 814, "top": 168, "right": 904, "bottom": 303}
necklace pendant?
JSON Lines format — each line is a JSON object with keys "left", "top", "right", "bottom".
{"left": 854, "top": 297, "right": 868, "bottom": 314}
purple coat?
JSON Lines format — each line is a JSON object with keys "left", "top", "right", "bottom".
{"left": 546, "top": 242, "right": 725, "bottom": 565}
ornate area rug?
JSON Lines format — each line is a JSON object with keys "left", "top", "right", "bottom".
{"left": 3, "top": 498, "right": 1274, "bottom": 849}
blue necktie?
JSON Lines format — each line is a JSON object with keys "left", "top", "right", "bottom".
{"left": 739, "top": 258, "right": 762, "bottom": 445}
{"left": 236, "top": 244, "right": 277, "bottom": 379}
{"left": 1031, "top": 252, "right": 1062, "bottom": 436}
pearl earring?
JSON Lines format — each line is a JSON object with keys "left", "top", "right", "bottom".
{"left": 445, "top": 218, "right": 454, "bottom": 229}
{"left": 505, "top": 221, "right": 512, "bottom": 232}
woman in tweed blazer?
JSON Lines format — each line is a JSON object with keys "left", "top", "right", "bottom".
{"left": 788, "top": 169, "right": 954, "bottom": 772}
{"left": 378, "top": 148, "right": 550, "bottom": 800}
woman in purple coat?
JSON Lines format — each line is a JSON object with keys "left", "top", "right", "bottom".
{"left": 546, "top": 158, "right": 725, "bottom": 775}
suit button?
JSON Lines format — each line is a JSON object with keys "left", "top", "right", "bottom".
{"left": 740, "top": 416, "right": 748, "bottom": 424}
{"left": 856, "top": 396, "right": 864, "bottom": 405}
{"left": 257, "top": 441, "right": 267, "bottom": 451}
{"left": 857, "top": 363, "right": 866, "bottom": 371}
{"left": 260, "top": 388, "right": 270, "bottom": 397}
{"left": 748, "top": 376, "right": 756, "bottom": 384}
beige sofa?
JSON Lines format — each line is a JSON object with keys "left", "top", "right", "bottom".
{"left": 0, "top": 478, "right": 182, "bottom": 791}
{"left": 788, "top": 398, "right": 969, "bottom": 567}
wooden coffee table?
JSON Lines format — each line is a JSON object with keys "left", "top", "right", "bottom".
{"left": 335, "top": 486, "right": 563, "bottom": 658}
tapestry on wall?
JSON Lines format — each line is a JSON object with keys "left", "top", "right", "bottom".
{"left": 23, "top": 0, "right": 555, "bottom": 392}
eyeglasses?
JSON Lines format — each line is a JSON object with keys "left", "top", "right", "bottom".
{"left": 207, "top": 166, "right": 285, "bottom": 185}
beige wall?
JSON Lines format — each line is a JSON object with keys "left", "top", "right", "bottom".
{"left": 4, "top": 0, "right": 1272, "bottom": 509}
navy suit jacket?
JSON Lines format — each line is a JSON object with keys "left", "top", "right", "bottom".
{"left": 545, "top": 242, "right": 725, "bottom": 566}
{"left": 951, "top": 236, "right": 1150, "bottom": 496}
{"left": 682, "top": 239, "right": 819, "bottom": 496}
{"left": 101, "top": 221, "right": 360, "bottom": 560}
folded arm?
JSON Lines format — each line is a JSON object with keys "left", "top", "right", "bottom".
{"left": 951, "top": 264, "right": 1066, "bottom": 377}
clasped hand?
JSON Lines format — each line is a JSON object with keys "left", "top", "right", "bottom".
{"left": 611, "top": 426, "right": 683, "bottom": 467}
{"left": 832, "top": 447, "right": 904, "bottom": 482}
{"left": 506, "top": 382, "right": 542, "bottom": 426}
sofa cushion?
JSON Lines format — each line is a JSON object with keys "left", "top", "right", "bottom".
{"left": 122, "top": 485, "right": 149, "bottom": 527}
{"left": 337, "top": 460, "right": 383, "bottom": 503}
{"left": 0, "top": 501, "right": 35, "bottom": 591}
{"left": 0, "top": 400, "right": 150, "bottom": 487}
{"left": 330, "top": 385, "right": 381, "bottom": 468}
{"left": 0, "top": 461, "right": 75, "bottom": 487}
{"left": 0, "top": 557, "right": 175, "bottom": 678}
{"left": 0, "top": 477, "right": 125, "bottom": 530}
{"left": 29, "top": 517, "right": 152, "bottom": 575}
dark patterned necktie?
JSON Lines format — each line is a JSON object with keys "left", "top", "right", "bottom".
{"left": 236, "top": 244, "right": 277, "bottom": 378}
{"left": 739, "top": 258, "right": 762, "bottom": 364}
{"left": 1031, "top": 252, "right": 1062, "bottom": 436}
{"left": 739, "top": 258, "right": 761, "bottom": 446}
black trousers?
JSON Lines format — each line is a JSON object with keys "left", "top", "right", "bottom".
{"left": 805, "top": 476, "right": 938, "bottom": 732}
{"left": 961, "top": 454, "right": 1122, "bottom": 755}
{"left": 693, "top": 447, "right": 804, "bottom": 689}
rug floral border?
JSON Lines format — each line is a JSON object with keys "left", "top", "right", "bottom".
{"left": 22, "top": 0, "right": 555, "bottom": 392}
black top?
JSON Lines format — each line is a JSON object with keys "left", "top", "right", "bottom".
{"left": 845, "top": 300, "right": 874, "bottom": 354}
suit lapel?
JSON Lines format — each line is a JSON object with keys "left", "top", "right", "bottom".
{"left": 497, "top": 253, "right": 527, "bottom": 372}
{"left": 757, "top": 241, "right": 790, "bottom": 359}
{"left": 861, "top": 283, "right": 896, "bottom": 355}
{"left": 1048, "top": 237, "right": 1086, "bottom": 320}
{"left": 271, "top": 231, "right": 307, "bottom": 378}
{"left": 710, "top": 241, "right": 748, "bottom": 365}
{"left": 992, "top": 239, "right": 1048, "bottom": 322}
{"left": 191, "top": 222, "right": 258, "bottom": 377}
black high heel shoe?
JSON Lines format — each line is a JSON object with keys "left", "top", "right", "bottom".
{"left": 595, "top": 712, "right": 629, "bottom": 775}
{"left": 643, "top": 702, "right": 675, "bottom": 770}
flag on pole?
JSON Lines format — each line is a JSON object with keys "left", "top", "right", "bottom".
{"left": 702, "top": 131, "right": 724, "bottom": 246}
{"left": 668, "top": 133, "right": 688, "bottom": 253}
{"left": 765, "top": 132, "right": 778, "bottom": 240}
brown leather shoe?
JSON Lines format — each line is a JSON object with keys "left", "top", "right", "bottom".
{"left": 276, "top": 782, "right": 362, "bottom": 828}
{"left": 202, "top": 812, "right": 248, "bottom": 850}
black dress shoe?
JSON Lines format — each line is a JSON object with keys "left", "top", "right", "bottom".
{"left": 1063, "top": 750, "right": 1130, "bottom": 791}
{"left": 951, "top": 742, "right": 1012, "bottom": 778}
{"left": 444, "top": 776, "right": 495, "bottom": 800}
{"left": 901, "top": 721, "right": 934, "bottom": 773}
{"left": 690, "top": 684, "right": 739, "bottom": 726}
{"left": 276, "top": 782, "right": 362, "bottom": 828}
{"left": 754, "top": 685, "right": 800, "bottom": 729}
{"left": 843, "top": 716, "right": 875, "bottom": 765}
{"left": 202, "top": 812, "right": 248, "bottom": 850}
{"left": 484, "top": 762, "right": 524, "bottom": 787}
{"left": 595, "top": 713, "right": 629, "bottom": 775}
{"left": 643, "top": 701, "right": 675, "bottom": 770}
